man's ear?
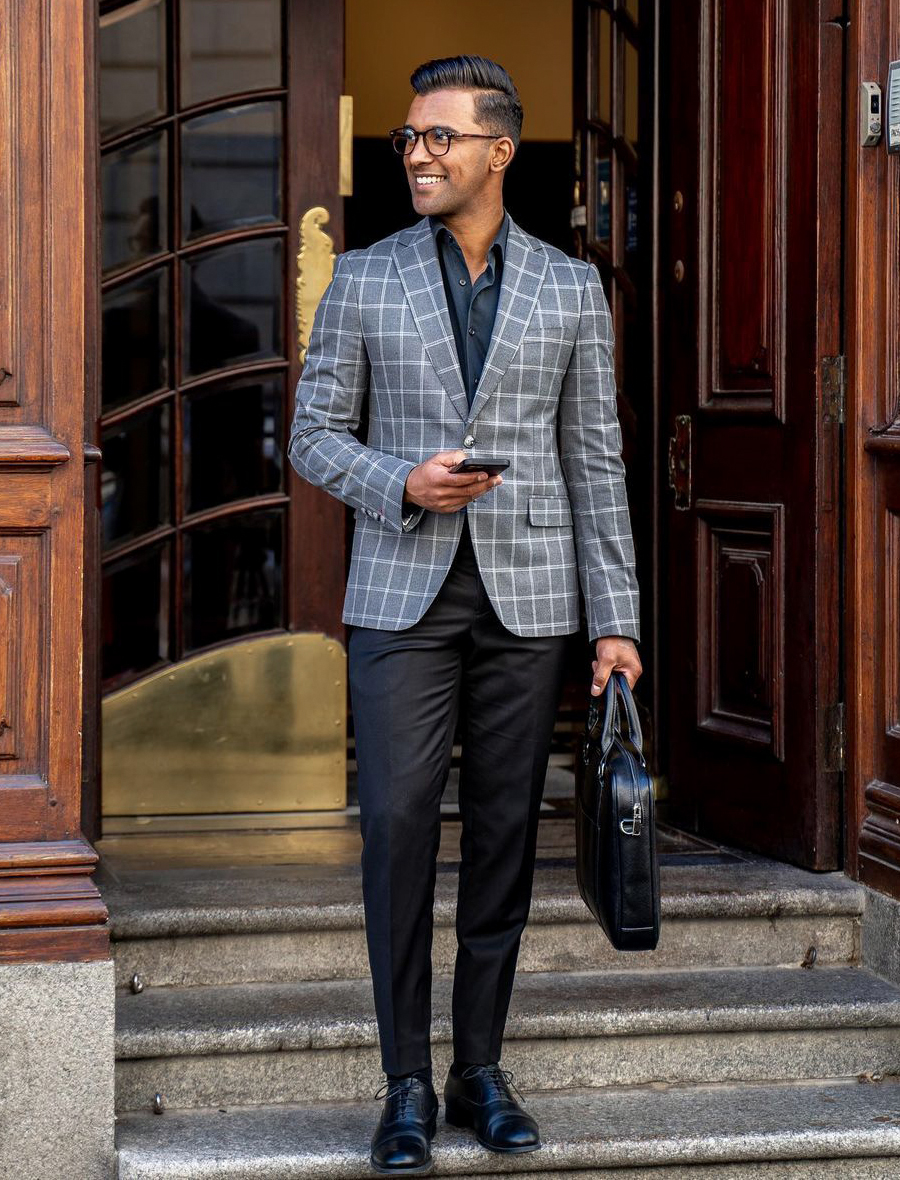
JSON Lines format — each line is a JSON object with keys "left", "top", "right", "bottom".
{"left": 491, "top": 137, "right": 516, "bottom": 173}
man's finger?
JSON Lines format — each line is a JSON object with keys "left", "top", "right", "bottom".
{"left": 590, "top": 656, "right": 615, "bottom": 695}
{"left": 434, "top": 450, "right": 468, "bottom": 468}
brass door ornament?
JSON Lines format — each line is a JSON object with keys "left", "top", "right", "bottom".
{"left": 296, "top": 206, "right": 336, "bottom": 365}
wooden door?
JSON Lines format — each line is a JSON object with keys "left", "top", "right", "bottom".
{"left": 846, "top": 0, "right": 900, "bottom": 900}
{"left": 659, "top": 0, "right": 844, "bottom": 866}
{"left": 86, "top": 0, "right": 347, "bottom": 828}
{"left": 0, "top": 1, "right": 108, "bottom": 959}
{"left": 571, "top": 0, "right": 659, "bottom": 763}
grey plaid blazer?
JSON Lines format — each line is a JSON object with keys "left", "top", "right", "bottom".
{"left": 288, "top": 214, "right": 640, "bottom": 644}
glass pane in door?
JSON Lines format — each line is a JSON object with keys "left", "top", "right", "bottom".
{"left": 102, "top": 543, "right": 172, "bottom": 681}
{"left": 181, "top": 238, "right": 284, "bottom": 378}
{"left": 184, "top": 375, "right": 283, "bottom": 512}
{"left": 179, "top": 0, "right": 282, "bottom": 107}
{"left": 181, "top": 101, "right": 283, "bottom": 242}
{"left": 101, "top": 402, "right": 172, "bottom": 545}
{"left": 593, "top": 7, "right": 612, "bottom": 126}
{"left": 624, "top": 39, "right": 639, "bottom": 148}
{"left": 102, "top": 267, "right": 171, "bottom": 409}
{"left": 102, "top": 131, "right": 169, "bottom": 274}
{"left": 184, "top": 508, "right": 283, "bottom": 650}
{"left": 99, "top": 0, "right": 168, "bottom": 137}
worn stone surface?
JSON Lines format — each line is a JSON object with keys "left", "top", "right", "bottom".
{"left": 99, "top": 860, "right": 864, "bottom": 941}
{"left": 115, "top": 1026, "right": 900, "bottom": 1112}
{"left": 0, "top": 960, "right": 116, "bottom": 1180}
{"left": 107, "top": 857, "right": 890, "bottom": 1175}
{"left": 113, "top": 964, "right": 900, "bottom": 1110}
{"left": 116, "top": 966, "right": 900, "bottom": 1058}
{"left": 113, "top": 914, "right": 861, "bottom": 990}
{"left": 863, "top": 885, "right": 900, "bottom": 989}
{"left": 115, "top": 1079, "right": 900, "bottom": 1178}
{"left": 461, "top": 1166, "right": 900, "bottom": 1178}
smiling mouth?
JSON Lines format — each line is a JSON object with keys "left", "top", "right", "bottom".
{"left": 414, "top": 175, "right": 446, "bottom": 187}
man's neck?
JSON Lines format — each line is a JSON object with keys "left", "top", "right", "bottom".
{"left": 436, "top": 204, "right": 506, "bottom": 274}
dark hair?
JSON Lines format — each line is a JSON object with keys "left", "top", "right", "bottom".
{"left": 409, "top": 55, "right": 523, "bottom": 149}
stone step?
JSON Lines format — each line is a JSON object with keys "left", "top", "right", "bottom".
{"left": 106, "top": 861, "right": 865, "bottom": 988}
{"left": 114, "top": 1077, "right": 900, "bottom": 1178}
{"left": 113, "top": 965, "right": 900, "bottom": 1111}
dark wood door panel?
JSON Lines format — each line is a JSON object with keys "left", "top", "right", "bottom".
{"left": 711, "top": 0, "right": 784, "bottom": 409}
{"left": 695, "top": 500, "right": 785, "bottom": 758}
{"left": 661, "top": 0, "right": 843, "bottom": 866}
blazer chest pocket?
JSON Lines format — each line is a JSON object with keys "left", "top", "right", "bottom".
{"left": 528, "top": 495, "right": 574, "bottom": 527}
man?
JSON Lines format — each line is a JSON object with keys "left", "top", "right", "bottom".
{"left": 289, "top": 54, "right": 641, "bottom": 1175}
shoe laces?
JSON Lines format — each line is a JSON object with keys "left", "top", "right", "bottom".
{"left": 461, "top": 1062, "right": 527, "bottom": 1107}
{"left": 373, "top": 1076, "right": 423, "bottom": 1121}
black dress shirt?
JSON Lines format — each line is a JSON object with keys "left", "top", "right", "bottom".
{"left": 428, "top": 211, "right": 510, "bottom": 407}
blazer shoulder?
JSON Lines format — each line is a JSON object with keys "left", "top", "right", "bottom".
{"left": 517, "top": 227, "right": 592, "bottom": 283}
{"left": 335, "top": 222, "right": 421, "bottom": 279}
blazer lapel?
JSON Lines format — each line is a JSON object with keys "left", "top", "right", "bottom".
{"left": 392, "top": 218, "right": 469, "bottom": 423}
{"left": 391, "top": 214, "right": 550, "bottom": 426}
{"left": 468, "top": 218, "right": 549, "bottom": 422}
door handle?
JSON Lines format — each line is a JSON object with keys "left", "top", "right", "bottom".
{"left": 667, "top": 414, "right": 691, "bottom": 510}
{"left": 295, "top": 206, "right": 336, "bottom": 366}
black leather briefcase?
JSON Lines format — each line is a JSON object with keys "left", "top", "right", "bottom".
{"left": 576, "top": 670, "right": 660, "bottom": 950}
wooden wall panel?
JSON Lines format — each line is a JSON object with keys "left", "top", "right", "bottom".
{"left": 0, "top": 1, "right": 108, "bottom": 960}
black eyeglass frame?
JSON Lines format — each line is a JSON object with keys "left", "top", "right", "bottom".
{"left": 387, "top": 125, "right": 503, "bottom": 156}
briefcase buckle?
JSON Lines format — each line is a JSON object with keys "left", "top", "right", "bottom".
{"left": 620, "top": 802, "right": 642, "bottom": 837}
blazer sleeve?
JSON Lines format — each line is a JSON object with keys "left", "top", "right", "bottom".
{"left": 558, "top": 261, "right": 641, "bottom": 645}
{"left": 288, "top": 253, "right": 425, "bottom": 534}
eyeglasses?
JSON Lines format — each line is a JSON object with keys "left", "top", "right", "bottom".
{"left": 388, "top": 126, "right": 502, "bottom": 156}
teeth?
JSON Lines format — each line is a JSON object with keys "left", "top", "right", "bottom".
{"left": 416, "top": 176, "right": 444, "bottom": 185}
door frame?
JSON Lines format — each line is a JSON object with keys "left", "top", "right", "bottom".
{"left": 845, "top": 0, "right": 900, "bottom": 899}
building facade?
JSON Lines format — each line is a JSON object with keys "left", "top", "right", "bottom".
{"left": 1, "top": 0, "right": 900, "bottom": 1174}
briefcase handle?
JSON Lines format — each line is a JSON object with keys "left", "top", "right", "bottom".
{"left": 586, "top": 670, "right": 644, "bottom": 762}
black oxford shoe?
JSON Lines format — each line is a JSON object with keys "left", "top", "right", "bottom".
{"left": 444, "top": 1063, "right": 541, "bottom": 1154}
{"left": 370, "top": 1075, "right": 438, "bottom": 1174}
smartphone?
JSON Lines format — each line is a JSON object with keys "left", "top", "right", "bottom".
{"left": 449, "top": 458, "right": 510, "bottom": 476}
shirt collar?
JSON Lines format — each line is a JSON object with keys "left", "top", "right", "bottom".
{"left": 429, "top": 210, "right": 510, "bottom": 264}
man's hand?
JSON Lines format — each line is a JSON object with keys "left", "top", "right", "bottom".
{"left": 591, "top": 637, "right": 642, "bottom": 696}
{"left": 404, "top": 450, "right": 503, "bottom": 514}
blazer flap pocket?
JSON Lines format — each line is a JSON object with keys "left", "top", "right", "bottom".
{"left": 528, "top": 495, "right": 574, "bottom": 526}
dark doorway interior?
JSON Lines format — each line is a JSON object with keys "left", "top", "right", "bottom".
{"left": 345, "top": 138, "right": 575, "bottom": 254}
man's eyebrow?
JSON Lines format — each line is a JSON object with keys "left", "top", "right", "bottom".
{"left": 399, "top": 123, "right": 461, "bottom": 133}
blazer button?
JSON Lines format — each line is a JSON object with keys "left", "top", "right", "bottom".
{"left": 463, "top": 434, "right": 476, "bottom": 448}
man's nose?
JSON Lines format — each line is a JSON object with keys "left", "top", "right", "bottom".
{"left": 408, "top": 136, "right": 434, "bottom": 166}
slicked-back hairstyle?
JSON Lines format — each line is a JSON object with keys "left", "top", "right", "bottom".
{"left": 409, "top": 55, "right": 523, "bottom": 149}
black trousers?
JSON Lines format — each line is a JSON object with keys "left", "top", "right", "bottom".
{"left": 348, "top": 513, "right": 569, "bottom": 1076}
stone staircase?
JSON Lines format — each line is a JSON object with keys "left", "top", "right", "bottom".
{"left": 101, "top": 857, "right": 900, "bottom": 1177}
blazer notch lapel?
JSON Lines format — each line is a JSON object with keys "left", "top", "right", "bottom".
{"left": 392, "top": 223, "right": 469, "bottom": 423}
{"left": 468, "top": 224, "right": 549, "bottom": 421}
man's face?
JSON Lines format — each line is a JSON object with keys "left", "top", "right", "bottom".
{"left": 400, "top": 88, "right": 504, "bottom": 218}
